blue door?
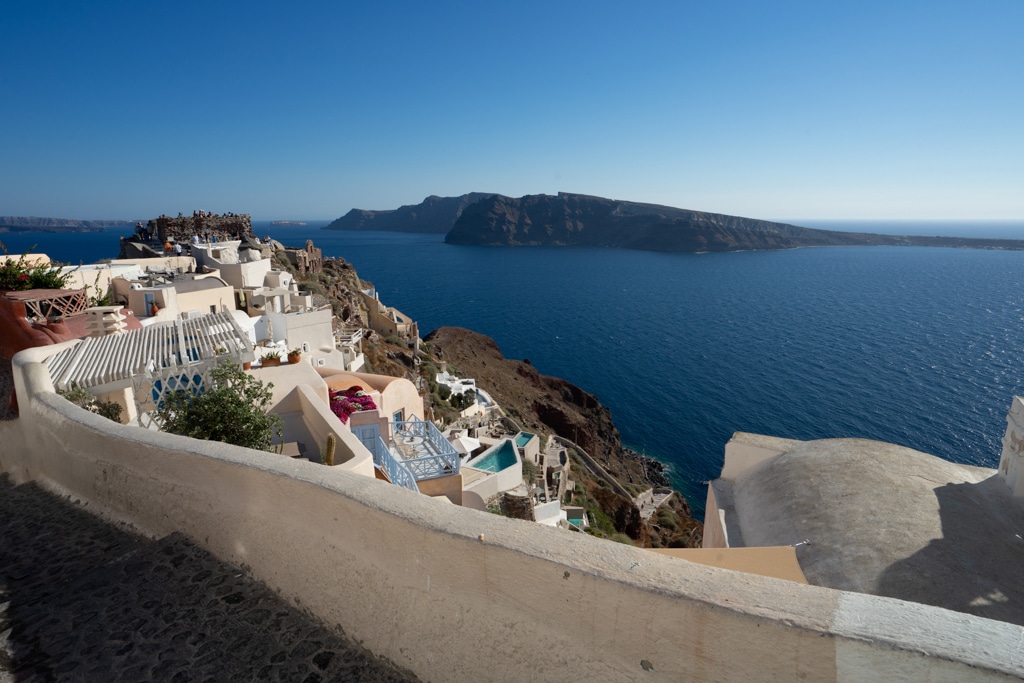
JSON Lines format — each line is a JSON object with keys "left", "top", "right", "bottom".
{"left": 352, "top": 424, "right": 381, "bottom": 460}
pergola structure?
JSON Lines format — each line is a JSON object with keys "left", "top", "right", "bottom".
{"left": 44, "top": 311, "right": 254, "bottom": 395}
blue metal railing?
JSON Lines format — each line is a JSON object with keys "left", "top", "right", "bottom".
{"left": 369, "top": 435, "right": 419, "bottom": 492}
{"left": 393, "top": 419, "right": 460, "bottom": 480}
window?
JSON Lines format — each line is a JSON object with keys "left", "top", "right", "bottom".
{"left": 393, "top": 410, "right": 404, "bottom": 425}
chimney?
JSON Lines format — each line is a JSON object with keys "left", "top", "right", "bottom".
{"left": 85, "top": 305, "right": 127, "bottom": 338}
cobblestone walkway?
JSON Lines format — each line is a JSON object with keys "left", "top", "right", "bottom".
{"left": 0, "top": 358, "right": 16, "bottom": 422}
{"left": 0, "top": 475, "right": 417, "bottom": 682}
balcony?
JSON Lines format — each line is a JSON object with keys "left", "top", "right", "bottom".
{"left": 392, "top": 419, "right": 460, "bottom": 481}
{"left": 365, "top": 435, "right": 419, "bottom": 492}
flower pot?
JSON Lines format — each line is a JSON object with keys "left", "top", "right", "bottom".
{"left": 287, "top": 351, "right": 302, "bottom": 364}
{"left": 242, "top": 361, "right": 252, "bottom": 370}
{"left": 262, "top": 357, "right": 281, "bottom": 367}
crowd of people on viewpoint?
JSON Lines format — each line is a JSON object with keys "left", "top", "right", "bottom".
{"left": 132, "top": 211, "right": 275, "bottom": 258}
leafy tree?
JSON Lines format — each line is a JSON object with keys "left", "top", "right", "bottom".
{"left": 156, "top": 360, "right": 282, "bottom": 451}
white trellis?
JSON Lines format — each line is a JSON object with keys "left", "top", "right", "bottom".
{"left": 132, "top": 358, "right": 217, "bottom": 430}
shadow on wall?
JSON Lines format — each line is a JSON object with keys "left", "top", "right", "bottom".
{"left": 876, "top": 475, "right": 1024, "bottom": 626}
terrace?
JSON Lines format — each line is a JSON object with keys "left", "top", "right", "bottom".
{"left": 392, "top": 419, "right": 460, "bottom": 481}
{"left": 361, "top": 433, "right": 419, "bottom": 492}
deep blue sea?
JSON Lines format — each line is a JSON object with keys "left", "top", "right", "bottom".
{"left": 6, "top": 219, "right": 1024, "bottom": 518}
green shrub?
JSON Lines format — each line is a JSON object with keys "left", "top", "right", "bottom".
{"left": 299, "top": 279, "right": 327, "bottom": 297}
{"left": 609, "top": 532, "right": 636, "bottom": 546}
{"left": 522, "top": 459, "right": 537, "bottom": 484}
{"left": 86, "top": 270, "right": 112, "bottom": 306}
{"left": 657, "top": 508, "right": 681, "bottom": 532}
{"left": 590, "top": 508, "right": 616, "bottom": 536}
{"left": 155, "top": 360, "right": 282, "bottom": 451}
{"left": 57, "top": 383, "right": 122, "bottom": 423}
{"left": 0, "top": 245, "right": 75, "bottom": 291}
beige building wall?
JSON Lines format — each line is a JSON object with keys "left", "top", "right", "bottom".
{"left": 415, "top": 473, "right": 463, "bottom": 505}
{"left": 60, "top": 264, "right": 141, "bottom": 304}
{"left": 519, "top": 432, "right": 540, "bottom": 463}
{"left": 175, "top": 283, "right": 235, "bottom": 318}
{"left": 109, "top": 255, "right": 195, "bottom": 272}
{"left": 110, "top": 283, "right": 177, "bottom": 321}
{"left": 703, "top": 482, "right": 731, "bottom": 548}
{"left": 270, "top": 384, "right": 375, "bottom": 477}
{"left": 284, "top": 309, "right": 335, "bottom": 360}
{"left": 4, "top": 347, "right": 1024, "bottom": 683}
{"left": 2, "top": 253, "right": 50, "bottom": 266}
{"left": 360, "top": 290, "right": 417, "bottom": 340}
{"left": 650, "top": 546, "right": 808, "bottom": 584}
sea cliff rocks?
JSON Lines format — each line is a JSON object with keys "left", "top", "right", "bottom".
{"left": 424, "top": 326, "right": 701, "bottom": 547}
{"left": 327, "top": 192, "right": 1024, "bottom": 254}
{"left": 325, "top": 193, "right": 495, "bottom": 233}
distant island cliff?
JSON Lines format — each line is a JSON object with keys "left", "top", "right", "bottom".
{"left": 326, "top": 192, "right": 1024, "bottom": 253}
{"left": 447, "top": 193, "right": 1024, "bottom": 252}
{"left": 324, "top": 193, "right": 494, "bottom": 233}
{"left": 0, "top": 216, "right": 135, "bottom": 234}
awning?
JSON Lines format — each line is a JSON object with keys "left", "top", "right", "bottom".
{"left": 449, "top": 433, "right": 481, "bottom": 455}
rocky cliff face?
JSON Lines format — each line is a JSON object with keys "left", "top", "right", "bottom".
{"left": 273, "top": 243, "right": 702, "bottom": 547}
{"left": 424, "top": 326, "right": 702, "bottom": 547}
{"left": 0, "top": 216, "right": 133, "bottom": 232}
{"left": 325, "top": 193, "right": 495, "bottom": 233}
{"left": 444, "top": 192, "right": 1024, "bottom": 253}
{"left": 444, "top": 192, "right": 876, "bottom": 251}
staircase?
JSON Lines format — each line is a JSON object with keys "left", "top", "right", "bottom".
{"left": 0, "top": 475, "right": 415, "bottom": 682}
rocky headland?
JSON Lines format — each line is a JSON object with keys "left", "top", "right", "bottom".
{"left": 447, "top": 193, "right": 1024, "bottom": 252}
{"left": 324, "top": 192, "right": 1024, "bottom": 254}
{"left": 0, "top": 216, "right": 135, "bottom": 233}
{"left": 420, "top": 326, "right": 701, "bottom": 548}
{"left": 324, "top": 193, "right": 494, "bottom": 233}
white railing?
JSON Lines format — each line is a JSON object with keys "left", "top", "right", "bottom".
{"left": 369, "top": 435, "right": 418, "bottom": 492}
{"left": 393, "top": 419, "right": 460, "bottom": 480}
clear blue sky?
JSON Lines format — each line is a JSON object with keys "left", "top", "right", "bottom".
{"left": 2, "top": 1, "right": 1021, "bottom": 221}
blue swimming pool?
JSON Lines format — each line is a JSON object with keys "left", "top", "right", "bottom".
{"left": 468, "top": 440, "right": 518, "bottom": 473}
{"left": 514, "top": 432, "right": 534, "bottom": 448}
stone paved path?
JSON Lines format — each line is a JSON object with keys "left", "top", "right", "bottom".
{"left": 0, "top": 357, "right": 16, "bottom": 422}
{"left": 0, "top": 475, "right": 417, "bottom": 682}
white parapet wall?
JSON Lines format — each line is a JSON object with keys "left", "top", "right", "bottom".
{"left": 999, "top": 395, "right": 1024, "bottom": 495}
{"left": 2, "top": 347, "right": 1023, "bottom": 682}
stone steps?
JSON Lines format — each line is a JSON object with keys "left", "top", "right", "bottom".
{"left": 0, "top": 475, "right": 416, "bottom": 682}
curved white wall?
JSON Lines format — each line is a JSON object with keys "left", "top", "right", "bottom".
{"left": 2, "top": 347, "right": 1022, "bottom": 683}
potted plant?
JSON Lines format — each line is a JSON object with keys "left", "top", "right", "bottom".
{"left": 261, "top": 349, "right": 281, "bottom": 367}
{"left": 287, "top": 347, "right": 302, "bottom": 364}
